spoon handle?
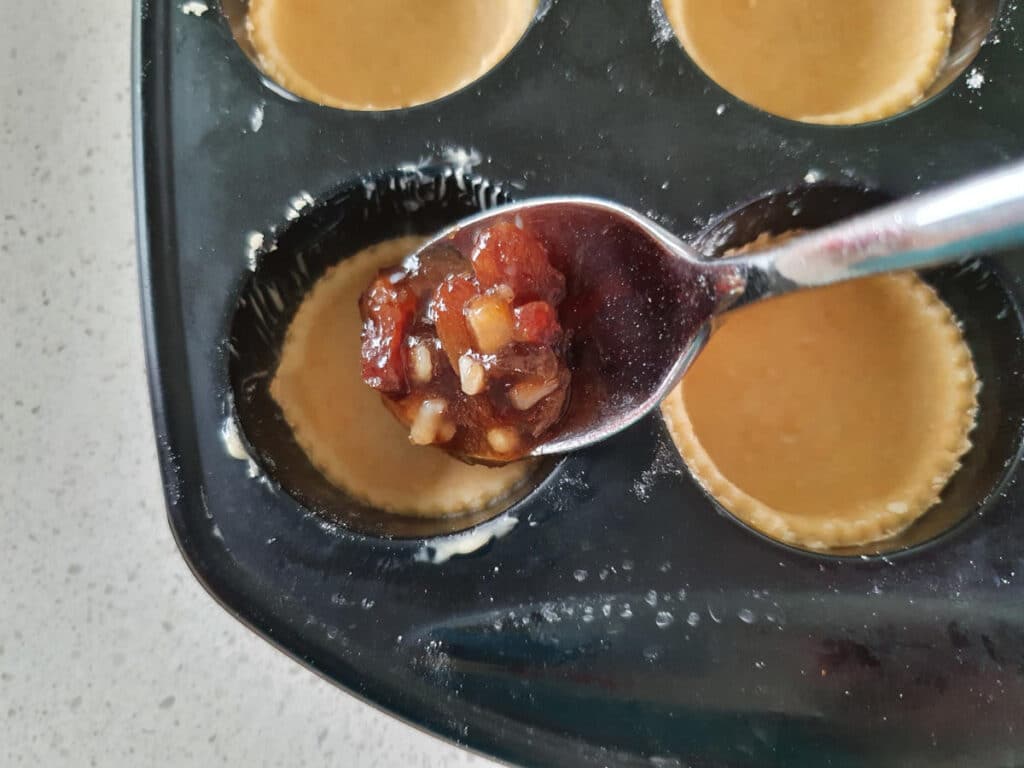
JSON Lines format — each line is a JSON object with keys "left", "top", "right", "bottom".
{"left": 730, "top": 160, "right": 1024, "bottom": 305}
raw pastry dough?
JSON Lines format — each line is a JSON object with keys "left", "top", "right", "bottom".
{"left": 662, "top": 0, "right": 955, "bottom": 124}
{"left": 662, "top": 234, "right": 978, "bottom": 549}
{"left": 247, "top": 0, "right": 537, "bottom": 110}
{"left": 271, "top": 237, "right": 533, "bottom": 517}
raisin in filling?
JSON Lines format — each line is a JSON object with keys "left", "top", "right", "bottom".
{"left": 360, "top": 221, "right": 571, "bottom": 462}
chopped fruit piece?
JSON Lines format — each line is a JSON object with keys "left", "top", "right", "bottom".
{"left": 359, "top": 220, "right": 571, "bottom": 462}
{"left": 466, "top": 292, "right": 515, "bottom": 353}
{"left": 509, "top": 377, "right": 560, "bottom": 411}
{"left": 513, "top": 301, "right": 562, "bottom": 345}
{"left": 433, "top": 274, "right": 478, "bottom": 369}
{"left": 359, "top": 271, "right": 418, "bottom": 394}
{"left": 409, "top": 343, "right": 433, "bottom": 384}
{"left": 471, "top": 221, "right": 565, "bottom": 304}
{"left": 409, "top": 398, "right": 449, "bottom": 445}
{"left": 459, "top": 354, "right": 486, "bottom": 396}
{"left": 487, "top": 427, "right": 521, "bottom": 455}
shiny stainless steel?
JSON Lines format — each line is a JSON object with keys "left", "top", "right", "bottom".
{"left": 729, "top": 160, "right": 1024, "bottom": 305}
{"left": 403, "top": 161, "right": 1024, "bottom": 458}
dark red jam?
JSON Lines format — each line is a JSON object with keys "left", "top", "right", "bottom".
{"left": 360, "top": 221, "right": 571, "bottom": 462}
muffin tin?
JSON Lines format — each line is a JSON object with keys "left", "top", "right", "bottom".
{"left": 134, "top": 1, "right": 1024, "bottom": 765}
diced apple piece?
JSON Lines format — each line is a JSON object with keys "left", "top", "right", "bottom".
{"left": 466, "top": 293, "right": 514, "bottom": 353}
{"left": 509, "top": 377, "right": 560, "bottom": 411}
{"left": 458, "top": 354, "right": 486, "bottom": 396}
{"left": 409, "top": 343, "right": 433, "bottom": 384}
{"left": 409, "top": 399, "right": 448, "bottom": 445}
{"left": 487, "top": 427, "right": 520, "bottom": 455}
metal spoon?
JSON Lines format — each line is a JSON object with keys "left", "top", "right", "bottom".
{"left": 412, "top": 160, "right": 1024, "bottom": 457}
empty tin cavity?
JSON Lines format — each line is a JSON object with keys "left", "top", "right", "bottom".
{"left": 222, "top": 0, "right": 540, "bottom": 111}
{"left": 664, "top": 183, "right": 1024, "bottom": 557}
{"left": 660, "top": 0, "right": 998, "bottom": 125}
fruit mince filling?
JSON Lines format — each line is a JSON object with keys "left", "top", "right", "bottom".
{"left": 360, "top": 221, "right": 571, "bottom": 462}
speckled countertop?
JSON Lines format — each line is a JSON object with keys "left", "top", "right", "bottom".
{"left": 0, "top": 5, "right": 496, "bottom": 766}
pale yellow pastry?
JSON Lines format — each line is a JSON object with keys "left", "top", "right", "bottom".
{"left": 271, "top": 236, "right": 533, "bottom": 517}
{"left": 662, "top": 234, "right": 979, "bottom": 549}
{"left": 662, "top": 0, "right": 955, "bottom": 124}
{"left": 247, "top": 0, "right": 537, "bottom": 110}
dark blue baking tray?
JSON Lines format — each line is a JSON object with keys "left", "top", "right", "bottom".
{"left": 134, "top": 1, "right": 1024, "bottom": 765}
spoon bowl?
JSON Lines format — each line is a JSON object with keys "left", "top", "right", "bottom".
{"left": 407, "top": 198, "right": 743, "bottom": 457}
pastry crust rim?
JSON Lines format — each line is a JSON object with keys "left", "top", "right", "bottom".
{"left": 661, "top": 273, "right": 980, "bottom": 550}
{"left": 661, "top": 0, "right": 957, "bottom": 126}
